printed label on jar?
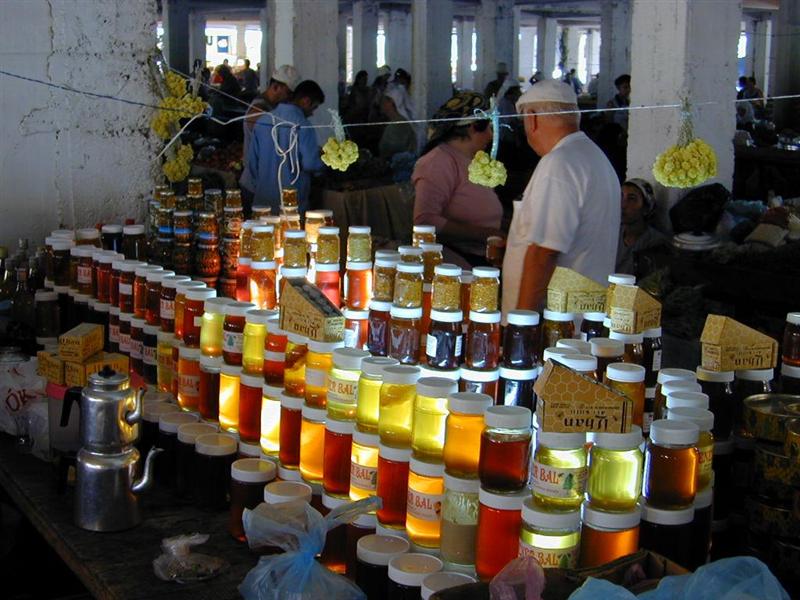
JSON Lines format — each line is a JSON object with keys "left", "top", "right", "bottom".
{"left": 109, "top": 324, "right": 120, "bottom": 343}
{"left": 77, "top": 265, "right": 92, "bottom": 285}
{"left": 179, "top": 374, "right": 201, "bottom": 397}
{"left": 306, "top": 368, "right": 327, "bottom": 389}
{"left": 651, "top": 349, "right": 662, "bottom": 372}
{"left": 531, "top": 462, "right": 587, "bottom": 498}
{"left": 223, "top": 331, "right": 244, "bottom": 354}
{"left": 130, "top": 340, "right": 143, "bottom": 359}
{"left": 699, "top": 446, "right": 713, "bottom": 477}
{"left": 344, "top": 328, "right": 357, "bottom": 349}
{"left": 643, "top": 411, "right": 654, "bottom": 436}
{"left": 425, "top": 335, "right": 438, "bottom": 357}
{"left": 119, "top": 283, "right": 133, "bottom": 295}
{"left": 263, "top": 350, "right": 285, "bottom": 363}
{"left": 328, "top": 376, "right": 357, "bottom": 403}
{"left": 160, "top": 298, "right": 175, "bottom": 320}
{"left": 119, "top": 332, "right": 131, "bottom": 353}
{"left": 580, "top": 332, "right": 589, "bottom": 342}
{"left": 518, "top": 540, "right": 579, "bottom": 569}
{"left": 454, "top": 334, "right": 463, "bottom": 358}
{"left": 406, "top": 488, "right": 443, "bottom": 522}
{"left": 157, "top": 352, "right": 173, "bottom": 371}
{"left": 143, "top": 345, "right": 157, "bottom": 365}
{"left": 350, "top": 461, "right": 378, "bottom": 492}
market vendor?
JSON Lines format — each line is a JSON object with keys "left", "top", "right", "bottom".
{"left": 616, "top": 178, "right": 669, "bottom": 277}
{"left": 244, "top": 80, "right": 325, "bottom": 215}
{"left": 502, "top": 80, "right": 620, "bottom": 313}
{"left": 412, "top": 92, "right": 505, "bottom": 267}
{"left": 378, "top": 84, "right": 419, "bottom": 160}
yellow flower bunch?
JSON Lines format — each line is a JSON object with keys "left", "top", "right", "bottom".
{"left": 321, "top": 138, "right": 359, "bottom": 172}
{"left": 165, "top": 71, "right": 187, "bottom": 98}
{"left": 150, "top": 95, "right": 207, "bottom": 140}
{"left": 162, "top": 143, "right": 194, "bottom": 182}
{"left": 468, "top": 150, "right": 507, "bottom": 188}
{"left": 652, "top": 139, "right": 717, "bottom": 189}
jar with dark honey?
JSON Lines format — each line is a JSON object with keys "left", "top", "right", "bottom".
{"left": 389, "top": 306, "right": 422, "bottom": 365}
{"left": 367, "top": 300, "right": 392, "bottom": 357}
{"left": 696, "top": 367, "right": 734, "bottom": 440}
{"left": 222, "top": 301, "right": 256, "bottom": 366}
{"left": 426, "top": 310, "right": 463, "bottom": 369}
{"left": 101, "top": 224, "right": 123, "bottom": 252}
{"left": 478, "top": 406, "right": 532, "bottom": 493}
{"left": 542, "top": 310, "right": 575, "bottom": 348}
{"left": 459, "top": 367, "right": 499, "bottom": 400}
{"left": 782, "top": 312, "right": 800, "bottom": 367}
{"left": 579, "top": 312, "right": 605, "bottom": 342}
{"left": 609, "top": 331, "right": 645, "bottom": 366}
{"left": 122, "top": 224, "right": 146, "bottom": 260}
{"left": 465, "top": 311, "right": 501, "bottom": 370}
{"left": 196, "top": 242, "right": 221, "bottom": 278}
{"left": 503, "top": 310, "right": 540, "bottom": 369}
{"left": 172, "top": 243, "right": 193, "bottom": 275}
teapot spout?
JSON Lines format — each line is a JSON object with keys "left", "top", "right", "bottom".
{"left": 125, "top": 387, "right": 145, "bottom": 426}
{"left": 132, "top": 446, "right": 163, "bottom": 494}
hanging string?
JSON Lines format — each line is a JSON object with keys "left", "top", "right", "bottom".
{"left": 268, "top": 115, "right": 301, "bottom": 196}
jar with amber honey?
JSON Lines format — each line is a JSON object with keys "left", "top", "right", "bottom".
{"left": 419, "top": 243, "right": 443, "bottom": 283}
{"left": 578, "top": 502, "right": 641, "bottom": 568}
{"left": 666, "top": 407, "right": 714, "bottom": 491}
{"left": 465, "top": 311, "right": 501, "bottom": 370}
{"left": 306, "top": 340, "right": 344, "bottom": 409}
{"left": 609, "top": 331, "right": 645, "bottom": 366}
{"left": 643, "top": 419, "right": 699, "bottom": 509}
{"left": 284, "top": 333, "right": 308, "bottom": 398}
{"left": 389, "top": 306, "right": 422, "bottom": 365}
{"left": 317, "top": 226, "right": 340, "bottom": 264}
{"left": 443, "top": 392, "right": 493, "bottom": 477}
{"left": 249, "top": 261, "right": 277, "bottom": 310}
{"left": 304, "top": 210, "right": 329, "bottom": 245}
{"left": 605, "top": 363, "right": 646, "bottom": 429}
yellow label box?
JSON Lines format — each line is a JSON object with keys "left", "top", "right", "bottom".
{"left": 37, "top": 351, "right": 65, "bottom": 386}
{"left": 700, "top": 314, "right": 778, "bottom": 372}
{"left": 64, "top": 352, "right": 129, "bottom": 387}
{"left": 609, "top": 285, "right": 661, "bottom": 334}
{"left": 279, "top": 279, "right": 344, "bottom": 343}
{"left": 533, "top": 360, "right": 632, "bottom": 433}
{"left": 58, "top": 323, "right": 105, "bottom": 363}
{"left": 546, "top": 267, "right": 607, "bottom": 313}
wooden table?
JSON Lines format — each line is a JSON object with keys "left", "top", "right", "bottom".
{"left": 0, "top": 435, "right": 260, "bottom": 600}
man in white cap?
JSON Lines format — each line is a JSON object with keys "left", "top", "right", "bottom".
{"left": 501, "top": 80, "right": 620, "bottom": 314}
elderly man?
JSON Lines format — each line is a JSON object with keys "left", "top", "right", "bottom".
{"left": 501, "top": 80, "right": 620, "bottom": 314}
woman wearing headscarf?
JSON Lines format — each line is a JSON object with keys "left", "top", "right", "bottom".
{"left": 616, "top": 178, "right": 669, "bottom": 276}
{"left": 378, "top": 84, "right": 418, "bottom": 160}
{"left": 412, "top": 92, "right": 505, "bottom": 267}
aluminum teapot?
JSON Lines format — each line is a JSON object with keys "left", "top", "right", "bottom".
{"left": 78, "top": 367, "right": 143, "bottom": 452}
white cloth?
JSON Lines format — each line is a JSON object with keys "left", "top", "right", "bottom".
{"left": 501, "top": 131, "right": 621, "bottom": 315}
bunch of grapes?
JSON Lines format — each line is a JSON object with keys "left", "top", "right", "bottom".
{"left": 652, "top": 139, "right": 717, "bottom": 189}
{"left": 321, "top": 138, "right": 359, "bottom": 172}
{"left": 165, "top": 71, "right": 188, "bottom": 98}
{"left": 162, "top": 143, "right": 194, "bottom": 182}
{"left": 468, "top": 150, "right": 507, "bottom": 188}
{"left": 150, "top": 95, "right": 207, "bottom": 140}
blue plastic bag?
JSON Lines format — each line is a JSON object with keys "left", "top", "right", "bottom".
{"left": 568, "top": 557, "right": 790, "bottom": 600}
{"left": 239, "top": 496, "right": 380, "bottom": 600}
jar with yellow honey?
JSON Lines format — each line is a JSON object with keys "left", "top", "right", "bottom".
{"left": 469, "top": 267, "right": 500, "bottom": 313}
{"left": 347, "top": 226, "right": 372, "bottom": 262}
{"left": 378, "top": 365, "right": 421, "bottom": 448}
{"left": 532, "top": 431, "right": 587, "bottom": 510}
{"left": 317, "top": 226, "right": 340, "bottom": 264}
{"left": 411, "top": 377, "right": 458, "bottom": 462}
{"left": 356, "top": 357, "right": 399, "bottom": 434}
{"left": 586, "top": 426, "right": 643, "bottom": 511}
{"left": 305, "top": 340, "right": 344, "bottom": 409}
{"left": 412, "top": 225, "right": 436, "bottom": 247}
{"left": 431, "top": 264, "right": 462, "bottom": 312}
{"left": 393, "top": 263, "right": 424, "bottom": 308}
{"left": 373, "top": 256, "right": 399, "bottom": 303}
{"left": 443, "top": 392, "right": 494, "bottom": 477}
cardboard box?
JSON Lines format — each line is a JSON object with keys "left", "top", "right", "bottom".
{"left": 58, "top": 323, "right": 104, "bottom": 363}
{"left": 546, "top": 267, "right": 607, "bottom": 313}
{"left": 533, "top": 361, "right": 632, "bottom": 433}
{"left": 64, "top": 352, "right": 129, "bottom": 387}
{"left": 279, "top": 279, "right": 344, "bottom": 342}
{"left": 37, "top": 351, "right": 65, "bottom": 385}
{"left": 608, "top": 285, "right": 661, "bottom": 334}
{"left": 700, "top": 314, "right": 778, "bottom": 371}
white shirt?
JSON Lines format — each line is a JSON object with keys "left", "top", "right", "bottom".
{"left": 502, "top": 131, "right": 620, "bottom": 315}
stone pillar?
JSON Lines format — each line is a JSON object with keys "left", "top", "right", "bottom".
{"left": 386, "top": 8, "right": 412, "bottom": 71}
{"left": 236, "top": 23, "right": 247, "bottom": 62}
{"left": 536, "top": 16, "right": 558, "bottom": 79}
{"left": 260, "top": 7, "right": 269, "bottom": 90}
{"left": 163, "top": 0, "right": 191, "bottom": 75}
{"left": 599, "top": 0, "right": 631, "bottom": 108}
{"left": 269, "top": 0, "right": 339, "bottom": 139}
{"left": 743, "top": 17, "right": 755, "bottom": 77}
{"left": 519, "top": 26, "right": 536, "bottom": 81}
{"left": 752, "top": 17, "right": 771, "bottom": 96}
{"left": 588, "top": 28, "right": 601, "bottom": 78}
{"left": 352, "top": 0, "right": 378, "bottom": 76}
{"left": 337, "top": 11, "right": 348, "bottom": 81}
{"left": 769, "top": 0, "right": 800, "bottom": 128}
{"left": 412, "top": 0, "right": 453, "bottom": 120}
{"left": 512, "top": 6, "right": 522, "bottom": 82}
{"left": 456, "top": 17, "right": 475, "bottom": 90}
{"left": 475, "top": 0, "right": 515, "bottom": 93}
{"left": 564, "top": 26, "right": 581, "bottom": 73}
{"left": 627, "top": 0, "right": 741, "bottom": 216}
{"left": 188, "top": 10, "right": 206, "bottom": 70}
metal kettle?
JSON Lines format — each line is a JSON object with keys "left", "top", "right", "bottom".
{"left": 79, "top": 367, "right": 142, "bottom": 452}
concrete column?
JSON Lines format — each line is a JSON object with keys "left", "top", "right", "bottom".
{"left": 235, "top": 23, "right": 247, "bottom": 62}
{"left": 752, "top": 17, "right": 771, "bottom": 96}
{"left": 564, "top": 26, "right": 581, "bottom": 73}
{"left": 337, "top": 11, "right": 348, "bottom": 80}
{"left": 627, "top": 0, "right": 741, "bottom": 216}
{"left": 536, "top": 16, "right": 558, "bottom": 79}
{"left": 512, "top": 6, "right": 522, "bottom": 82}
{"left": 386, "top": 8, "right": 412, "bottom": 70}
{"left": 163, "top": 0, "right": 191, "bottom": 75}
{"left": 412, "top": 0, "right": 453, "bottom": 120}
{"left": 188, "top": 10, "right": 206, "bottom": 70}
{"left": 456, "top": 17, "right": 475, "bottom": 90}
{"left": 269, "top": 0, "right": 339, "bottom": 140}
{"left": 519, "top": 26, "right": 536, "bottom": 81}
{"left": 352, "top": 0, "right": 378, "bottom": 75}
{"left": 260, "top": 7, "right": 269, "bottom": 90}
{"left": 475, "top": 0, "right": 515, "bottom": 93}
{"left": 769, "top": 0, "right": 800, "bottom": 128}
{"left": 743, "top": 17, "right": 755, "bottom": 77}
{"left": 599, "top": 0, "right": 632, "bottom": 108}
{"left": 589, "top": 27, "right": 601, "bottom": 77}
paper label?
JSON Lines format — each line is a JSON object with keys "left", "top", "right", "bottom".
{"left": 406, "top": 488, "right": 443, "bottom": 522}
{"left": 306, "top": 368, "right": 327, "bottom": 389}
{"left": 518, "top": 540, "right": 579, "bottom": 569}
{"left": 580, "top": 332, "right": 589, "bottom": 342}
{"left": 454, "top": 334, "right": 463, "bottom": 357}
{"left": 344, "top": 327, "right": 358, "bottom": 348}
{"left": 77, "top": 265, "right": 92, "bottom": 285}
{"left": 129, "top": 339, "right": 143, "bottom": 359}
{"left": 425, "top": 335, "right": 438, "bottom": 357}
{"left": 223, "top": 330, "right": 244, "bottom": 355}
{"left": 157, "top": 350, "right": 173, "bottom": 371}
{"left": 143, "top": 345, "right": 157, "bottom": 365}
{"left": 119, "top": 332, "right": 131, "bottom": 352}
{"left": 179, "top": 374, "right": 200, "bottom": 397}
{"left": 651, "top": 349, "right": 662, "bottom": 372}
{"left": 699, "top": 445, "right": 713, "bottom": 479}
{"left": 109, "top": 323, "right": 120, "bottom": 343}
{"left": 160, "top": 298, "right": 175, "bottom": 320}
{"left": 263, "top": 351, "right": 285, "bottom": 363}
{"left": 328, "top": 375, "right": 358, "bottom": 404}
{"left": 193, "top": 316, "right": 203, "bottom": 327}
{"left": 531, "top": 461, "right": 587, "bottom": 498}
{"left": 350, "top": 461, "right": 378, "bottom": 492}
{"left": 119, "top": 283, "right": 132, "bottom": 295}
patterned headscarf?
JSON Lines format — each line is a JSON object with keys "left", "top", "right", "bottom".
{"left": 426, "top": 92, "right": 489, "bottom": 144}
{"left": 624, "top": 178, "right": 657, "bottom": 218}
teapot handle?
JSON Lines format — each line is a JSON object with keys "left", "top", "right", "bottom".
{"left": 125, "top": 387, "right": 145, "bottom": 426}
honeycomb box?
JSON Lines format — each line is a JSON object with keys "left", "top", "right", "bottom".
{"left": 608, "top": 285, "right": 661, "bottom": 334}
{"left": 58, "top": 322, "right": 104, "bottom": 363}
{"left": 279, "top": 278, "right": 345, "bottom": 343}
{"left": 64, "top": 352, "right": 129, "bottom": 387}
{"left": 700, "top": 314, "right": 778, "bottom": 372}
{"left": 546, "top": 267, "right": 607, "bottom": 313}
{"left": 37, "top": 350, "right": 65, "bottom": 386}
{"left": 533, "top": 360, "right": 632, "bottom": 433}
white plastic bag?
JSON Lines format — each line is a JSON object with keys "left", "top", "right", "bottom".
{"left": 0, "top": 356, "right": 46, "bottom": 436}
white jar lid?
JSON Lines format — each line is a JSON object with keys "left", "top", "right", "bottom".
{"left": 375, "top": 522, "right": 409, "bottom": 539}
{"left": 479, "top": 487, "right": 527, "bottom": 510}
{"left": 178, "top": 344, "right": 201, "bottom": 360}
{"left": 641, "top": 499, "right": 694, "bottom": 526}
{"left": 499, "top": 366, "right": 539, "bottom": 381}
{"left": 353, "top": 429, "right": 380, "bottom": 447}
{"left": 609, "top": 331, "right": 644, "bottom": 344}
{"left": 398, "top": 245, "right": 423, "bottom": 256}
{"left": 376, "top": 257, "right": 400, "bottom": 268}
{"left": 522, "top": 497, "right": 581, "bottom": 529}
{"left": 644, "top": 327, "right": 662, "bottom": 338}
{"left": 123, "top": 224, "right": 145, "bottom": 235}
{"left": 592, "top": 426, "right": 643, "bottom": 449}
{"left": 589, "top": 338, "right": 624, "bottom": 358}
{"left": 608, "top": 273, "right": 636, "bottom": 285}
{"left": 308, "top": 339, "right": 345, "bottom": 354}
{"left": 695, "top": 485, "right": 714, "bottom": 510}
{"left": 74, "top": 293, "right": 90, "bottom": 304}
{"left": 284, "top": 230, "right": 305, "bottom": 239}
{"left": 388, "top": 553, "right": 443, "bottom": 588}
{"left": 469, "top": 310, "right": 501, "bottom": 324}
{"left": 448, "top": 392, "right": 494, "bottom": 414}
{"left": 143, "top": 323, "right": 159, "bottom": 335}
{"left": 177, "top": 422, "right": 217, "bottom": 444}
{"left": 119, "top": 312, "right": 133, "bottom": 323}
{"left": 157, "top": 330, "right": 176, "bottom": 345}
{"left": 346, "top": 261, "right": 372, "bottom": 271}
{"left": 251, "top": 261, "right": 277, "bottom": 271}
{"left": 379, "top": 443, "right": 412, "bottom": 462}
{"left": 109, "top": 305, "right": 121, "bottom": 316}
{"left": 176, "top": 281, "right": 207, "bottom": 295}
{"left": 203, "top": 297, "right": 233, "bottom": 314}
{"left": 301, "top": 404, "right": 327, "bottom": 422}
{"left": 225, "top": 301, "right": 256, "bottom": 317}
{"left": 240, "top": 372, "right": 264, "bottom": 389}
{"left": 735, "top": 368, "right": 774, "bottom": 382}
{"left": 661, "top": 380, "right": 702, "bottom": 396}
{"left": 147, "top": 269, "right": 176, "bottom": 283}
{"left": 343, "top": 308, "right": 370, "bottom": 321}
{"left": 280, "top": 391, "right": 303, "bottom": 410}
{"left": 261, "top": 384, "right": 284, "bottom": 399}
{"left": 326, "top": 418, "right": 354, "bottom": 435}
{"left": 667, "top": 407, "right": 714, "bottom": 431}
{"left": 443, "top": 472, "right": 480, "bottom": 494}
{"left": 555, "top": 353, "right": 597, "bottom": 372}
{"left": 390, "top": 306, "right": 423, "bottom": 319}
{"left": 537, "top": 430, "right": 586, "bottom": 449}
{"left": 433, "top": 263, "right": 461, "bottom": 277}
{"left": 582, "top": 501, "right": 641, "bottom": 530}
{"left": 504, "top": 310, "right": 540, "bottom": 329}
{"left": 159, "top": 411, "right": 200, "bottom": 433}
{"left": 35, "top": 290, "right": 58, "bottom": 302}
{"left": 543, "top": 309, "right": 575, "bottom": 322}
{"left": 410, "top": 457, "right": 444, "bottom": 478}
{"left": 556, "top": 339, "right": 591, "bottom": 354}
{"left": 782, "top": 363, "right": 800, "bottom": 379}
{"left": 77, "top": 227, "right": 101, "bottom": 239}
{"left": 460, "top": 367, "right": 499, "bottom": 382}
{"left": 246, "top": 309, "right": 278, "bottom": 325}
{"left": 101, "top": 224, "right": 123, "bottom": 234}
{"left": 657, "top": 368, "right": 697, "bottom": 385}
{"left": 361, "top": 356, "right": 400, "bottom": 377}
{"left": 696, "top": 367, "right": 734, "bottom": 383}
{"left": 397, "top": 263, "right": 424, "bottom": 274}
{"left": 786, "top": 312, "right": 800, "bottom": 326}
{"left": 286, "top": 332, "right": 308, "bottom": 345}
{"left": 135, "top": 264, "right": 163, "bottom": 278}
{"left": 665, "top": 391, "right": 709, "bottom": 411}
{"left": 419, "top": 243, "right": 443, "bottom": 253}
{"left": 221, "top": 364, "right": 243, "bottom": 377}
{"left": 160, "top": 275, "right": 192, "bottom": 288}
{"left": 281, "top": 266, "right": 308, "bottom": 279}
{"left": 484, "top": 405, "right": 531, "bottom": 429}
{"left": 419, "top": 366, "right": 461, "bottom": 381}
{"left": 416, "top": 377, "right": 459, "bottom": 398}
{"left": 357, "top": 534, "right": 411, "bottom": 566}
{"left": 200, "top": 355, "right": 222, "bottom": 371}
{"left": 322, "top": 492, "right": 349, "bottom": 510}
{"left": 649, "top": 419, "right": 699, "bottom": 445}
{"left": 606, "top": 363, "right": 646, "bottom": 383}
{"left": 195, "top": 433, "right": 238, "bottom": 456}
{"left": 185, "top": 287, "right": 216, "bottom": 302}
{"left": 264, "top": 480, "right": 312, "bottom": 504}
{"left": 332, "top": 347, "right": 369, "bottom": 370}
{"left": 232, "top": 458, "right": 277, "bottom": 483}
{"left": 319, "top": 226, "right": 340, "bottom": 235}
{"left": 421, "top": 572, "right": 476, "bottom": 600}
{"left": 429, "top": 309, "right": 463, "bottom": 323}
{"left": 413, "top": 225, "right": 436, "bottom": 233}
{"left": 543, "top": 346, "right": 579, "bottom": 363}
{"left": 582, "top": 312, "right": 607, "bottom": 322}
{"left": 118, "top": 259, "right": 146, "bottom": 272}
{"left": 382, "top": 365, "right": 421, "bottom": 385}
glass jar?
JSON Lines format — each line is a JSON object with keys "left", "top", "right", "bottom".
{"left": 117, "top": 260, "right": 144, "bottom": 313}
{"left": 299, "top": 404, "right": 327, "bottom": 485}
{"left": 182, "top": 286, "right": 216, "bottom": 347}
{"left": 326, "top": 348, "right": 369, "bottom": 421}
{"left": 690, "top": 486, "right": 713, "bottom": 570}
{"left": 196, "top": 242, "right": 221, "bottom": 278}
{"left": 144, "top": 269, "right": 174, "bottom": 327}
{"left": 367, "top": 300, "right": 393, "bottom": 356}
{"left": 389, "top": 306, "right": 422, "bottom": 365}
{"left": 378, "top": 366, "right": 421, "bottom": 448}
{"left": 469, "top": 267, "right": 500, "bottom": 313}
{"left": 242, "top": 309, "right": 272, "bottom": 375}
{"left": 665, "top": 390, "right": 709, "bottom": 415}
{"left": 76, "top": 227, "right": 101, "bottom": 246}
{"left": 579, "top": 312, "right": 606, "bottom": 342}
{"left": 282, "top": 230, "right": 307, "bottom": 268}
{"left": 194, "top": 433, "right": 238, "bottom": 510}
{"left": 586, "top": 427, "right": 643, "bottom": 511}
{"left": 412, "top": 225, "right": 436, "bottom": 247}
{"left": 605, "top": 363, "right": 646, "bottom": 428}
{"left": 118, "top": 312, "right": 132, "bottom": 358}
{"left": 156, "top": 331, "right": 176, "bottom": 392}
{"left": 303, "top": 210, "right": 328, "bottom": 246}
{"left": 578, "top": 502, "right": 641, "bottom": 568}
{"left": 278, "top": 392, "right": 304, "bottom": 470}
{"left": 177, "top": 344, "right": 202, "bottom": 411}
{"left": 317, "top": 226, "right": 340, "bottom": 264}
{"left": 655, "top": 375, "right": 700, "bottom": 421}
{"left": 532, "top": 430, "right": 587, "bottom": 510}
{"left": 478, "top": 406, "right": 532, "bottom": 492}
{"left": 387, "top": 554, "right": 443, "bottom": 600}
{"left": 497, "top": 366, "right": 538, "bottom": 411}
{"left": 356, "top": 534, "right": 411, "bottom": 600}
{"left": 235, "top": 257, "right": 252, "bottom": 302}
{"left": 443, "top": 392, "right": 494, "bottom": 477}
{"left": 306, "top": 340, "right": 344, "bottom": 409}
{"left": 459, "top": 367, "right": 499, "bottom": 400}
{"left": 376, "top": 444, "right": 412, "bottom": 529}
{"left": 440, "top": 474, "right": 480, "bottom": 567}
{"left": 237, "top": 372, "right": 264, "bottom": 443}
{"left": 411, "top": 377, "right": 458, "bottom": 462}
{"left": 555, "top": 339, "right": 591, "bottom": 354}
{"left": 219, "top": 365, "right": 242, "bottom": 433}
{"left": 503, "top": 310, "right": 541, "bottom": 369}
{"left": 609, "top": 331, "right": 645, "bottom": 366}
{"left": 345, "top": 261, "right": 373, "bottom": 311}
{"left": 314, "top": 263, "right": 341, "bottom": 307}
{"left": 419, "top": 243, "right": 443, "bottom": 284}
{"left": 346, "top": 226, "right": 372, "bottom": 262}
{"left": 398, "top": 245, "right": 423, "bottom": 264}
{"left": 199, "top": 355, "right": 222, "bottom": 422}
{"left": 643, "top": 419, "right": 699, "bottom": 508}
{"left": 542, "top": 309, "right": 576, "bottom": 348}
{"left": 228, "top": 458, "right": 276, "bottom": 540}
{"left": 222, "top": 301, "right": 255, "bottom": 366}
{"left": 263, "top": 318, "right": 287, "bottom": 386}
{"left": 465, "top": 310, "right": 501, "bottom": 370}
{"left": 176, "top": 422, "right": 217, "bottom": 500}
{"left": 250, "top": 224, "right": 275, "bottom": 262}
{"left": 323, "top": 418, "right": 355, "bottom": 497}
{"left": 782, "top": 312, "right": 800, "bottom": 366}
{"left": 284, "top": 333, "right": 308, "bottom": 397}
{"left": 406, "top": 458, "right": 444, "bottom": 549}
{"left": 142, "top": 323, "right": 159, "bottom": 384}
{"left": 425, "top": 310, "right": 463, "bottom": 369}
{"left": 642, "top": 327, "right": 663, "bottom": 388}
{"left": 357, "top": 357, "right": 400, "bottom": 434}
{"left": 427, "top": 263, "right": 461, "bottom": 313}
{"left": 134, "top": 265, "right": 163, "bottom": 319}
{"left": 52, "top": 239, "right": 74, "bottom": 287}
{"left": 34, "top": 290, "right": 59, "bottom": 340}
{"left": 373, "top": 256, "right": 399, "bottom": 304}
{"left": 173, "top": 210, "right": 193, "bottom": 244}
{"left": 100, "top": 224, "right": 123, "bottom": 252}
{"left": 158, "top": 274, "right": 191, "bottom": 332}
{"left": 199, "top": 297, "right": 232, "bottom": 356}
{"left": 248, "top": 261, "right": 277, "bottom": 310}
{"left": 393, "top": 263, "right": 423, "bottom": 308}
{"left": 734, "top": 369, "right": 774, "bottom": 435}
{"left": 696, "top": 367, "right": 734, "bottom": 440}
{"left": 139, "top": 402, "right": 180, "bottom": 458}
{"left": 343, "top": 308, "right": 369, "bottom": 350}
{"left": 639, "top": 501, "right": 694, "bottom": 565}
{"left": 350, "top": 429, "right": 380, "bottom": 501}
{"left": 605, "top": 273, "right": 636, "bottom": 312}
{"left": 667, "top": 407, "right": 714, "bottom": 491}
{"left": 172, "top": 242, "right": 194, "bottom": 275}
{"left": 475, "top": 488, "right": 526, "bottom": 580}
{"left": 590, "top": 338, "right": 625, "bottom": 379}
{"left": 121, "top": 224, "right": 146, "bottom": 260}
{"left": 156, "top": 412, "right": 200, "bottom": 486}
{"left": 519, "top": 499, "right": 581, "bottom": 569}
{"left": 258, "top": 383, "right": 282, "bottom": 457}
{"left": 781, "top": 363, "right": 800, "bottom": 395}
{"left": 108, "top": 306, "right": 121, "bottom": 352}
{"left": 96, "top": 252, "right": 116, "bottom": 304}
